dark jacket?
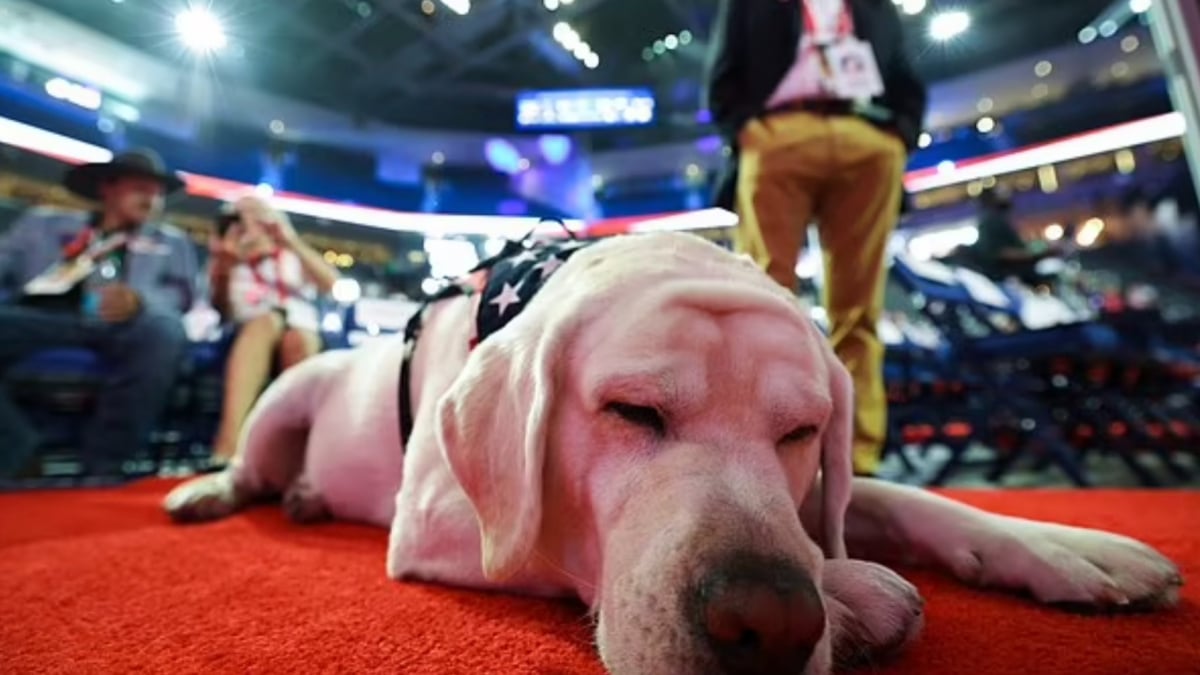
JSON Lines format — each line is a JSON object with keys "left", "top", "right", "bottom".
{"left": 706, "top": 0, "right": 928, "bottom": 210}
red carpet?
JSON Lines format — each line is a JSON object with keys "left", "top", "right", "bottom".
{"left": 0, "top": 481, "right": 1197, "bottom": 674}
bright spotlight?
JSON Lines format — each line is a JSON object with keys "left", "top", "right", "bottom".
{"left": 1129, "top": 0, "right": 1151, "bottom": 13}
{"left": 976, "top": 116, "right": 996, "bottom": 134}
{"left": 1079, "top": 26, "right": 1098, "bottom": 44}
{"left": 438, "top": 0, "right": 470, "bottom": 15}
{"left": 331, "top": 278, "right": 362, "bottom": 304}
{"left": 1098, "top": 20, "right": 1118, "bottom": 38}
{"left": 583, "top": 52, "right": 599, "bottom": 69}
{"left": 664, "top": 34, "right": 679, "bottom": 50}
{"left": 918, "top": 132, "right": 932, "bottom": 149}
{"left": 543, "top": 0, "right": 559, "bottom": 9}
{"left": 901, "top": 0, "right": 926, "bottom": 15}
{"left": 1044, "top": 224, "right": 1064, "bottom": 241}
{"left": 929, "top": 11, "right": 969, "bottom": 41}
{"left": 175, "top": 6, "right": 227, "bottom": 54}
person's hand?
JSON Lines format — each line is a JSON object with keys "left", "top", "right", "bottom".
{"left": 96, "top": 283, "right": 141, "bottom": 323}
{"left": 261, "top": 217, "right": 299, "bottom": 249}
{"left": 209, "top": 236, "right": 239, "bottom": 262}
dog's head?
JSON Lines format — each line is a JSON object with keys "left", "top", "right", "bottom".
{"left": 437, "top": 233, "right": 852, "bottom": 674}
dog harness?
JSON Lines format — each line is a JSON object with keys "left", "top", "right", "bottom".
{"left": 397, "top": 237, "right": 593, "bottom": 445}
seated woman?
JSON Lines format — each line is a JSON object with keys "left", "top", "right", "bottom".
{"left": 207, "top": 195, "right": 339, "bottom": 468}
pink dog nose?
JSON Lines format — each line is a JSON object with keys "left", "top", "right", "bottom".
{"left": 693, "top": 556, "right": 825, "bottom": 674}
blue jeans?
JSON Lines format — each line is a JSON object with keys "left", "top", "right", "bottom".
{"left": 0, "top": 304, "right": 187, "bottom": 476}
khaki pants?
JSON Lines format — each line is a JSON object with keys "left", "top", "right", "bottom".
{"left": 735, "top": 111, "right": 906, "bottom": 475}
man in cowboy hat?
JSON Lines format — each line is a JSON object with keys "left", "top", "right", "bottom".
{"left": 0, "top": 149, "right": 198, "bottom": 477}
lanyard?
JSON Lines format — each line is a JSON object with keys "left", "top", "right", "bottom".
{"left": 801, "top": 0, "right": 855, "bottom": 43}
{"left": 249, "top": 250, "right": 291, "bottom": 303}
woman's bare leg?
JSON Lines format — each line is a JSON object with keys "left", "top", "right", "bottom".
{"left": 278, "top": 328, "right": 322, "bottom": 371}
{"left": 211, "top": 313, "right": 285, "bottom": 463}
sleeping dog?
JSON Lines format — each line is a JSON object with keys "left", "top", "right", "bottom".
{"left": 165, "top": 232, "right": 1181, "bottom": 674}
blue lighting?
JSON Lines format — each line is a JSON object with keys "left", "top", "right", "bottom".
{"left": 538, "top": 134, "right": 573, "bottom": 165}
{"left": 484, "top": 138, "right": 523, "bottom": 175}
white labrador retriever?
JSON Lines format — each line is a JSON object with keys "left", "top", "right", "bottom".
{"left": 165, "top": 232, "right": 1181, "bottom": 675}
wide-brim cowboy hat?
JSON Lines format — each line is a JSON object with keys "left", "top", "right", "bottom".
{"left": 63, "top": 148, "right": 185, "bottom": 201}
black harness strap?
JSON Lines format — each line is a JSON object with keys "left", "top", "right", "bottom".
{"left": 397, "top": 283, "right": 471, "bottom": 446}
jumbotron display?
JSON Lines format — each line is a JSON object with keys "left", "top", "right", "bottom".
{"left": 515, "top": 88, "right": 656, "bottom": 129}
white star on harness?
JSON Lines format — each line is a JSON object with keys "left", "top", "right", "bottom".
{"left": 532, "top": 255, "right": 564, "bottom": 279}
{"left": 505, "top": 248, "right": 540, "bottom": 267}
{"left": 489, "top": 281, "right": 524, "bottom": 316}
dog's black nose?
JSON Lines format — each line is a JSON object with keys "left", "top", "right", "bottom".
{"left": 692, "top": 555, "right": 825, "bottom": 675}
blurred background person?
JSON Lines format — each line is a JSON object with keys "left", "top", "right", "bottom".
{"left": 1120, "top": 188, "right": 1177, "bottom": 277}
{"left": 0, "top": 150, "right": 195, "bottom": 477}
{"left": 970, "top": 185, "right": 1060, "bottom": 285}
{"left": 706, "top": 0, "right": 927, "bottom": 476}
{"left": 207, "top": 195, "right": 339, "bottom": 468}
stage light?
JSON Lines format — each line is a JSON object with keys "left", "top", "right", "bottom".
{"left": 976, "top": 116, "right": 995, "bottom": 134}
{"left": 1035, "top": 60, "right": 1052, "bottom": 77}
{"left": 937, "top": 160, "right": 956, "bottom": 174}
{"left": 918, "top": 132, "right": 932, "bottom": 148}
{"left": 544, "top": 0, "right": 559, "bottom": 9}
{"left": 1076, "top": 218, "right": 1105, "bottom": 247}
{"left": 1044, "top": 224, "right": 1064, "bottom": 241}
{"left": 1121, "top": 35, "right": 1139, "bottom": 52}
{"left": 901, "top": 0, "right": 926, "bottom": 16}
{"left": 331, "top": 278, "right": 362, "bottom": 304}
{"left": 44, "top": 77, "right": 103, "bottom": 110}
{"left": 438, "top": 0, "right": 470, "bottom": 15}
{"left": 430, "top": 151, "right": 445, "bottom": 165}
{"left": 254, "top": 183, "right": 274, "bottom": 197}
{"left": 653, "top": 40, "right": 666, "bottom": 54}
{"left": 1111, "top": 61, "right": 1130, "bottom": 78}
{"left": 420, "top": 0, "right": 435, "bottom": 15}
{"left": 679, "top": 30, "right": 693, "bottom": 45}
{"left": 664, "top": 34, "right": 679, "bottom": 50}
{"left": 1115, "top": 148, "right": 1136, "bottom": 174}
{"left": 573, "top": 43, "right": 591, "bottom": 59}
{"left": 977, "top": 97, "right": 993, "bottom": 113}
{"left": 175, "top": 6, "right": 227, "bottom": 54}
{"left": 1032, "top": 83, "right": 1049, "bottom": 99}
{"left": 1129, "top": 0, "right": 1151, "bottom": 14}
{"left": 1098, "top": 20, "right": 1118, "bottom": 38}
{"left": 929, "top": 11, "right": 969, "bottom": 41}
{"left": 1078, "top": 26, "right": 1098, "bottom": 44}
{"left": 269, "top": 119, "right": 285, "bottom": 135}
{"left": 584, "top": 52, "right": 599, "bottom": 69}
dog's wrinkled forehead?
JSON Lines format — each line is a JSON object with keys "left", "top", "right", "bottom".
{"left": 526, "top": 233, "right": 809, "bottom": 329}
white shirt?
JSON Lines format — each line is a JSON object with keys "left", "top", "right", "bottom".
{"left": 766, "top": 0, "right": 851, "bottom": 108}
{"left": 227, "top": 250, "right": 320, "bottom": 332}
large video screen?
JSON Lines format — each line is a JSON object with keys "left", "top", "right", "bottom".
{"left": 515, "top": 88, "right": 655, "bottom": 129}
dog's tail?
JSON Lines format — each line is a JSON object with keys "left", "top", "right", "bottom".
{"left": 233, "top": 349, "right": 352, "bottom": 495}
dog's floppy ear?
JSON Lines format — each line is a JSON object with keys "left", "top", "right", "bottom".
{"left": 436, "top": 319, "right": 566, "bottom": 581}
{"left": 819, "top": 351, "right": 854, "bottom": 559}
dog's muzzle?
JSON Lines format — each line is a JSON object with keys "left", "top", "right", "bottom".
{"left": 687, "top": 553, "right": 826, "bottom": 675}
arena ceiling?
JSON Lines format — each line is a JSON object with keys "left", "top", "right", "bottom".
{"left": 33, "top": 0, "right": 1120, "bottom": 144}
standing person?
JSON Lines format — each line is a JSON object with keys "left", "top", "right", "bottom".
{"left": 207, "top": 195, "right": 339, "bottom": 468}
{"left": 706, "top": 0, "right": 927, "bottom": 476}
{"left": 0, "top": 150, "right": 197, "bottom": 477}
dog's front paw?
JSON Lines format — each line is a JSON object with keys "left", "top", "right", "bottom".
{"left": 823, "top": 559, "right": 924, "bottom": 669}
{"left": 945, "top": 516, "right": 1183, "bottom": 612}
{"left": 163, "top": 471, "right": 245, "bottom": 523}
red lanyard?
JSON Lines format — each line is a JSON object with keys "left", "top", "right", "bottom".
{"left": 249, "top": 250, "right": 291, "bottom": 303}
{"left": 801, "top": 0, "right": 855, "bottom": 43}
{"left": 62, "top": 229, "right": 94, "bottom": 261}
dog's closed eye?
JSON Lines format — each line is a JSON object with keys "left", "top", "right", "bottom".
{"left": 605, "top": 402, "right": 666, "bottom": 436}
{"left": 779, "top": 425, "right": 818, "bottom": 445}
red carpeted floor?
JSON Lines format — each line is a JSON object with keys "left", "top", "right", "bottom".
{"left": 0, "top": 481, "right": 1197, "bottom": 674}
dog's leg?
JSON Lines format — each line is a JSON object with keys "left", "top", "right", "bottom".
{"left": 803, "top": 479, "right": 1183, "bottom": 610}
{"left": 164, "top": 354, "right": 345, "bottom": 523}
{"left": 822, "top": 559, "right": 924, "bottom": 670}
